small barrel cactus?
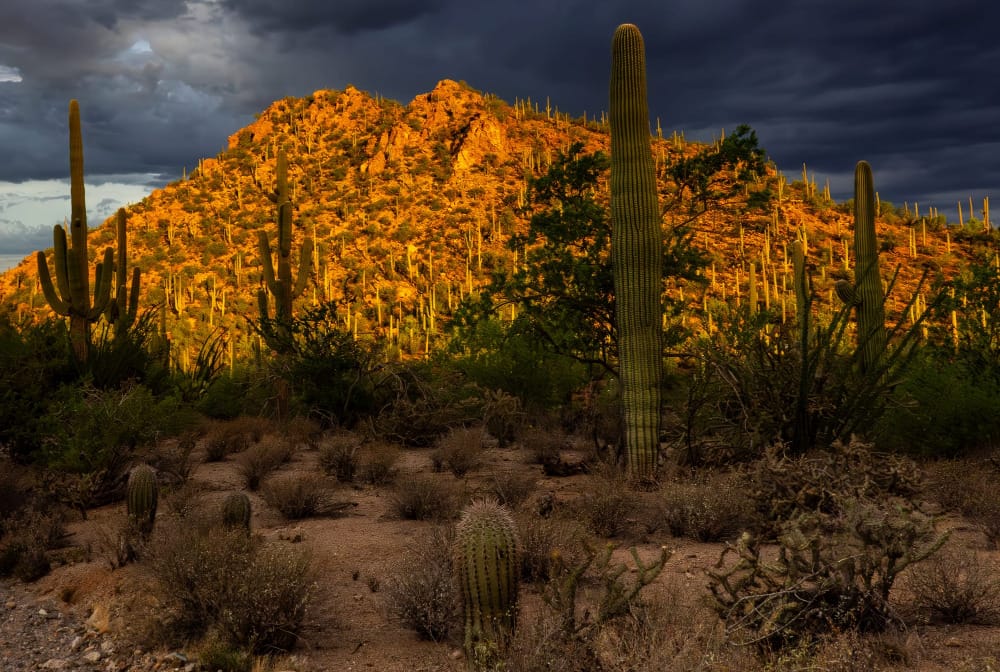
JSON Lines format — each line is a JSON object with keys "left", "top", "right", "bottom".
{"left": 222, "top": 491, "right": 252, "bottom": 531}
{"left": 126, "top": 464, "right": 158, "bottom": 537}
{"left": 454, "top": 499, "right": 520, "bottom": 665}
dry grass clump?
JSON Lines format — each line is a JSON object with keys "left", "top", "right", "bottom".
{"left": 520, "top": 426, "right": 567, "bottom": 467}
{"left": 658, "top": 471, "right": 756, "bottom": 542}
{"left": 486, "top": 468, "right": 536, "bottom": 510}
{"left": 924, "top": 459, "right": 1000, "bottom": 548}
{"left": 150, "top": 524, "right": 312, "bottom": 654}
{"left": 282, "top": 415, "right": 322, "bottom": 450}
{"left": 390, "top": 475, "right": 465, "bottom": 521}
{"left": 575, "top": 472, "right": 637, "bottom": 538}
{"left": 236, "top": 436, "right": 293, "bottom": 491}
{"left": 430, "top": 426, "right": 485, "bottom": 477}
{"left": 905, "top": 545, "right": 1000, "bottom": 624}
{"left": 515, "top": 511, "right": 585, "bottom": 584}
{"left": 318, "top": 434, "right": 361, "bottom": 482}
{"left": 262, "top": 474, "right": 339, "bottom": 520}
{"left": 384, "top": 526, "right": 460, "bottom": 641}
{"left": 203, "top": 417, "right": 271, "bottom": 462}
{"left": 358, "top": 442, "right": 400, "bottom": 486}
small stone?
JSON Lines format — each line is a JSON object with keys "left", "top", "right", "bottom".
{"left": 100, "top": 640, "right": 115, "bottom": 653}
{"left": 945, "top": 637, "right": 962, "bottom": 647}
{"left": 38, "top": 608, "right": 48, "bottom": 617}
{"left": 83, "top": 650, "right": 102, "bottom": 663}
{"left": 4, "top": 599, "right": 14, "bottom": 609}
{"left": 40, "top": 659, "right": 70, "bottom": 670}
{"left": 70, "top": 635, "right": 85, "bottom": 651}
{"left": 450, "top": 649, "right": 464, "bottom": 660}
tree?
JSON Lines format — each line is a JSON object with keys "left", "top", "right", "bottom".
{"left": 456, "top": 127, "right": 769, "bottom": 377}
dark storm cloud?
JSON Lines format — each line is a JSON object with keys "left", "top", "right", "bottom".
{"left": 222, "top": 0, "right": 448, "bottom": 35}
{"left": 0, "top": 0, "right": 998, "bottom": 222}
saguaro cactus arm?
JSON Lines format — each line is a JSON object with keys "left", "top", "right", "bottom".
{"left": 610, "top": 23, "right": 663, "bottom": 479}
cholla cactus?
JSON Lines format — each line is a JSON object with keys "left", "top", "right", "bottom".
{"left": 126, "top": 464, "right": 158, "bottom": 538}
{"left": 454, "top": 499, "right": 520, "bottom": 665}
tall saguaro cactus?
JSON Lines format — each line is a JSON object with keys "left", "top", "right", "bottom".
{"left": 105, "top": 208, "right": 142, "bottom": 336}
{"left": 609, "top": 24, "right": 663, "bottom": 479}
{"left": 36, "top": 100, "right": 114, "bottom": 362}
{"left": 835, "top": 161, "right": 886, "bottom": 373}
{"left": 257, "top": 148, "right": 314, "bottom": 350}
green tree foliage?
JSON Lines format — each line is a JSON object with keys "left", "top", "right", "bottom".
{"left": 456, "top": 128, "right": 768, "bottom": 376}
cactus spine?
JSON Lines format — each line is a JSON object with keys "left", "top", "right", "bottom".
{"left": 610, "top": 24, "right": 663, "bottom": 480}
{"left": 105, "top": 208, "right": 141, "bottom": 336}
{"left": 454, "top": 500, "right": 520, "bottom": 665}
{"left": 36, "top": 100, "right": 114, "bottom": 363}
{"left": 126, "top": 464, "right": 158, "bottom": 537}
{"left": 257, "top": 148, "right": 314, "bottom": 349}
{"left": 835, "top": 161, "right": 886, "bottom": 373}
{"left": 222, "top": 492, "right": 252, "bottom": 531}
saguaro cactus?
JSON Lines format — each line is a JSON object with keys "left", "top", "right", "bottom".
{"left": 835, "top": 161, "right": 886, "bottom": 373}
{"left": 454, "top": 499, "right": 520, "bottom": 666}
{"left": 126, "top": 464, "right": 158, "bottom": 538}
{"left": 36, "top": 100, "right": 114, "bottom": 362}
{"left": 257, "top": 148, "right": 313, "bottom": 350}
{"left": 610, "top": 24, "right": 663, "bottom": 479}
{"left": 105, "top": 208, "right": 142, "bottom": 336}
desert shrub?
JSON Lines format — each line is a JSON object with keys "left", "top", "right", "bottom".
{"left": 35, "top": 383, "right": 193, "bottom": 508}
{"left": 520, "top": 425, "right": 567, "bottom": 468}
{"left": 358, "top": 443, "right": 400, "bottom": 485}
{"left": 432, "top": 426, "right": 485, "bottom": 477}
{"left": 391, "top": 475, "right": 464, "bottom": 521}
{"left": 515, "top": 511, "right": 585, "bottom": 584}
{"left": 0, "top": 506, "right": 65, "bottom": 582}
{"left": 283, "top": 415, "right": 322, "bottom": 450}
{"left": 236, "top": 436, "right": 292, "bottom": 491}
{"left": 482, "top": 388, "right": 525, "bottom": 447}
{"left": 372, "top": 363, "right": 485, "bottom": 446}
{"left": 658, "top": 471, "right": 756, "bottom": 542}
{"left": 486, "top": 469, "right": 536, "bottom": 510}
{"left": 318, "top": 434, "right": 360, "bottom": 482}
{"left": 261, "top": 474, "right": 333, "bottom": 520}
{"left": 152, "top": 526, "right": 312, "bottom": 653}
{"left": 906, "top": 546, "right": 1000, "bottom": 624}
{"left": 708, "top": 501, "right": 947, "bottom": 649}
{"left": 258, "top": 303, "right": 382, "bottom": 427}
{"left": 575, "top": 473, "right": 636, "bottom": 538}
{"left": 204, "top": 416, "right": 273, "bottom": 462}
{"left": 877, "top": 354, "right": 1000, "bottom": 458}
{"left": 197, "top": 367, "right": 270, "bottom": 420}
{"left": 385, "top": 526, "right": 460, "bottom": 641}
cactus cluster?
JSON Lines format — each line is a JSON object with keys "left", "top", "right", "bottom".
{"left": 454, "top": 499, "right": 520, "bottom": 665}
{"left": 609, "top": 23, "right": 663, "bottom": 480}
{"left": 126, "top": 464, "right": 158, "bottom": 538}
{"left": 222, "top": 491, "right": 252, "bottom": 531}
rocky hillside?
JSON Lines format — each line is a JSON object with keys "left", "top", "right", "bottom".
{"left": 0, "top": 79, "right": 982, "bottom": 366}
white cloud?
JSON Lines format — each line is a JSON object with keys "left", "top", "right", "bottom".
{"left": 0, "top": 65, "right": 21, "bottom": 82}
{"left": 0, "top": 177, "right": 155, "bottom": 254}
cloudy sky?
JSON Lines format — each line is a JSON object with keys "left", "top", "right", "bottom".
{"left": 1, "top": 0, "right": 997, "bottom": 261}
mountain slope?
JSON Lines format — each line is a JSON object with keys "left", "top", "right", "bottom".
{"left": 0, "top": 80, "right": 976, "bottom": 366}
